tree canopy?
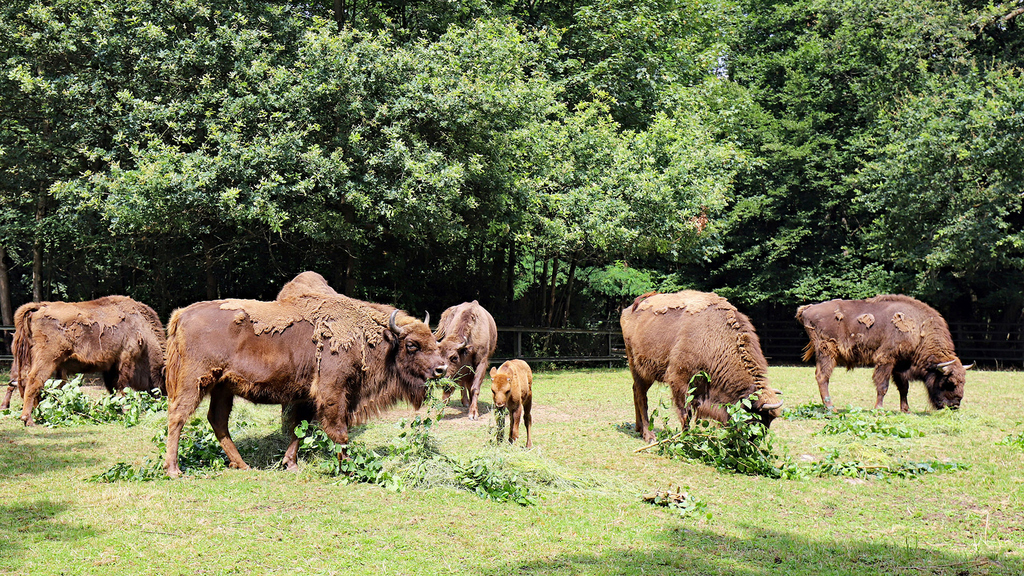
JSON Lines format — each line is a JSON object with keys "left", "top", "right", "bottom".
{"left": 1, "top": 0, "right": 1021, "bottom": 328}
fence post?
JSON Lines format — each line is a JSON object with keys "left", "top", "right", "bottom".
{"left": 515, "top": 329, "right": 522, "bottom": 359}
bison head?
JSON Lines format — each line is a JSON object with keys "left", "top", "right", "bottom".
{"left": 925, "top": 358, "right": 972, "bottom": 410}
{"left": 387, "top": 310, "right": 448, "bottom": 409}
{"left": 749, "top": 387, "right": 784, "bottom": 427}
{"left": 489, "top": 367, "right": 511, "bottom": 409}
{"left": 436, "top": 336, "right": 471, "bottom": 380}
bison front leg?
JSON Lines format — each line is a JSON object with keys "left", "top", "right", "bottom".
{"left": 1, "top": 383, "right": 15, "bottom": 410}
{"left": 872, "top": 363, "right": 894, "bottom": 410}
{"left": 522, "top": 396, "right": 533, "bottom": 448}
{"left": 208, "top": 384, "right": 249, "bottom": 470}
{"left": 631, "top": 373, "right": 656, "bottom": 443}
{"left": 467, "top": 360, "right": 489, "bottom": 420}
{"left": 281, "top": 402, "right": 314, "bottom": 472}
{"left": 815, "top": 356, "right": 837, "bottom": 411}
{"left": 892, "top": 371, "right": 911, "bottom": 413}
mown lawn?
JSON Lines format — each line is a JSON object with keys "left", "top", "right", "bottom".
{"left": 1, "top": 365, "right": 1022, "bottom": 575}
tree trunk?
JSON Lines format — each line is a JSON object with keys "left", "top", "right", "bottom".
{"left": 333, "top": 0, "right": 344, "bottom": 28}
{"left": 32, "top": 187, "right": 46, "bottom": 302}
{"left": 546, "top": 257, "right": 560, "bottom": 327}
{"left": 539, "top": 258, "right": 549, "bottom": 323}
{"left": 0, "top": 244, "right": 12, "bottom": 325}
{"left": 558, "top": 253, "right": 578, "bottom": 328}
{"left": 202, "top": 236, "right": 218, "bottom": 300}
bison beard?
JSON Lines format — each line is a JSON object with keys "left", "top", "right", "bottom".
{"left": 433, "top": 301, "right": 497, "bottom": 421}
{"left": 162, "top": 273, "right": 448, "bottom": 477}
{"left": 797, "top": 294, "right": 972, "bottom": 412}
{"left": 621, "top": 291, "right": 783, "bottom": 443}
{"left": 10, "top": 296, "right": 166, "bottom": 425}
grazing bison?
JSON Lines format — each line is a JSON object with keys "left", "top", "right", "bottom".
{"left": 621, "top": 291, "right": 783, "bottom": 442}
{"left": 797, "top": 295, "right": 973, "bottom": 412}
{"left": 11, "top": 296, "right": 166, "bottom": 425}
{"left": 489, "top": 359, "right": 533, "bottom": 447}
{"left": 433, "top": 301, "right": 497, "bottom": 420}
{"left": 163, "top": 272, "right": 448, "bottom": 477}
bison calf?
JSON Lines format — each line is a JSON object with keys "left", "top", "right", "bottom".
{"left": 489, "top": 359, "right": 533, "bottom": 448}
{"left": 621, "top": 291, "right": 783, "bottom": 442}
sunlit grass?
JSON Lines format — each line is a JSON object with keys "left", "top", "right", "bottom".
{"left": 1, "top": 365, "right": 1022, "bottom": 575}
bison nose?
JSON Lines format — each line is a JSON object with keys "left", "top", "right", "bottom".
{"left": 433, "top": 364, "right": 448, "bottom": 378}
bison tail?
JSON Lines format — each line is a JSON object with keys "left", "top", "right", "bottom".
{"left": 630, "top": 291, "right": 660, "bottom": 312}
{"left": 12, "top": 303, "right": 44, "bottom": 383}
{"left": 163, "top": 308, "right": 187, "bottom": 399}
{"left": 801, "top": 341, "right": 815, "bottom": 363}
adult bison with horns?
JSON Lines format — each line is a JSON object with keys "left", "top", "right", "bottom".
{"left": 797, "top": 294, "right": 973, "bottom": 412}
{"left": 8, "top": 296, "right": 166, "bottom": 426}
{"left": 162, "top": 272, "right": 447, "bottom": 477}
{"left": 621, "top": 291, "right": 783, "bottom": 443}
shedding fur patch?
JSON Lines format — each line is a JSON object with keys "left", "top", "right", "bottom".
{"left": 857, "top": 313, "right": 875, "bottom": 328}
{"left": 631, "top": 290, "right": 727, "bottom": 316}
{"left": 891, "top": 311, "right": 916, "bottom": 333}
{"left": 220, "top": 282, "right": 389, "bottom": 371}
{"left": 834, "top": 309, "right": 844, "bottom": 322}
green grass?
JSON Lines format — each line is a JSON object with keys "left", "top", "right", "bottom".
{"left": 1, "top": 365, "right": 1022, "bottom": 575}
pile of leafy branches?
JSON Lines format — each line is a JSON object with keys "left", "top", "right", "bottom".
{"left": 815, "top": 407, "right": 925, "bottom": 439}
{"left": 649, "top": 395, "right": 801, "bottom": 480}
{"left": 809, "top": 449, "right": 969, "bottom": 479}
{"left": 294, "top": 385, "right": 536, "bottom": 506}
{"left": 997, "top": 423, "right": 1024, "bottom": 451}
{"left": 91, "top": 416, "right": 250, "bottom": 482}
{"left": 30, "top": 376, "right": 167, "bottom": 428}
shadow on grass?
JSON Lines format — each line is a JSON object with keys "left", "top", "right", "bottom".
{"left": 233, "top": 425, "right": 369, "bottom": 471}
{"left": 0, "top": 428, "right": 102, "bottom": 477}
{"left": 0, "top": 500, "right": 96, "bottom": 569}
{"left": 494, "top": 524, "right": 1020, "bottom": 576}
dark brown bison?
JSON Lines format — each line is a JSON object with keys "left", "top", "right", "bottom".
{"left": 163, "top": 272, "right": 448, "bottom": 477}
{"left": 10, "top": 296, "right": 166, "bottom": 425}
{"left": 621, "top": 291, "right": 783, "bottom": 442}
{"left": 797, "top": 294, "right": 973, "bottom": 412}
{"left": 433, "top": 301, "right": 497, "bottom": 420}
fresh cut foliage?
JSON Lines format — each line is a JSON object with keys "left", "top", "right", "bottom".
{"left": 29, "top": 376, "right": 166, "bottom": 428}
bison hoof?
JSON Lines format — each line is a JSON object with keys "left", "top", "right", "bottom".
{"left": 228, "top": 462, "right": 251, "bottom": 471}
{"left": 166, "top": 467, "right": 182, "bottom": 479}
{"left": 642, "top": 432, "right": 657, "bottom": 443}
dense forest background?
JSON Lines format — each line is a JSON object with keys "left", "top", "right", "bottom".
{"left": 1, "top": 0, "right": 1022, "bottom": 330}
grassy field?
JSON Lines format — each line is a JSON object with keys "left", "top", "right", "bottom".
{"left": 1, "top": 365, "right": 1023, "bottom": 575}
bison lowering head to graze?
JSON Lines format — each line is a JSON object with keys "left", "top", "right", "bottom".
{"left": 797, "top": 295, "right": 973, "bottom": 412}
{"left": 433, "top": 301, "right": 497, "bottom": 420}
{"left": 162, "top": 271, "right": 448, "bottom": 477}
{"left": 621, "top": 291, "right": 783, "bottom": 443}
{"left": 10, "top": 296, "right": 166, "bottom": 425}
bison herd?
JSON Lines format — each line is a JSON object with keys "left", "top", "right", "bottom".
{"left": 3, "top": 271, "right": 972, "bottom": 476}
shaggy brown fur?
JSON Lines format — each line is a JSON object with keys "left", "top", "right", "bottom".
{"left": 162, "top": 272, "right": 448, "bottom": 477}
{"left": 10, "top": 296, "right": 166, "bottom": 425}
{"left": 433, "top": 301, "right": 497, "bottom": 420}
{"left": 797, "top": 294, "right": 972, "bottom": 412}
{"left": 489, "top": 359, "right": 533, "bottom": 447}
{"left": 621, "top": 291, "right": 783, "bottom": 442}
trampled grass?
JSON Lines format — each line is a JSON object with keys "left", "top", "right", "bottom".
{"left": 1, "top": 365, "right": 1022, "bottom": 575}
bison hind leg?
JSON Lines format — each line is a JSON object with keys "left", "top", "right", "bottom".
{"left": 630, "top": 373, "right": 657, "bottom": 443}
{"left": 207, "top": 384, "right": 249, "bottom": 470}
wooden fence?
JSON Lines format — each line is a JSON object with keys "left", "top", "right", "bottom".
{"left": 2, "top": 321, "right": 1022, "bottom": 368}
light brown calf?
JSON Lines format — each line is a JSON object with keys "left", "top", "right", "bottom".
{"left": 489, "top": 359, "right": 533, "bottom": 447}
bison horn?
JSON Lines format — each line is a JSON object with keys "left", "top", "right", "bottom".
{"left": 962, "top": 362, "right": 975, "bottom": 370}
{"left": 936, "top": 359, "right": 956, "bottom": 368}
{"left": 761, "top": 400, "right": 784, "bottom": 410}
{"left": 423, "top": 311, "right": 430, "bottom": 327}
{"left": 389, "top": 310, "right": 401, "bottom": 334}
{"left": 773, "top": 388, "right": 783, "bottom": 395}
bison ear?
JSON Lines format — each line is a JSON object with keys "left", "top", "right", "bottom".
{"left": 489, "top": 367, "right": 498, "bottom": 379}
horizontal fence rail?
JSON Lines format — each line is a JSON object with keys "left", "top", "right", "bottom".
{"left": 1, "top": 321, "right": 1022, "bottom": 368}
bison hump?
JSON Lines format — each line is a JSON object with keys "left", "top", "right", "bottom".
{"left": 629, "top": 290, "right": 728, "bottom": 316}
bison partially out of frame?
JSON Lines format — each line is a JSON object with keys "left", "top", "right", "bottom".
{"left": 162, "top": 272, "right": 448, "bottom": 477}
{"left": 797, "top": 294, "right": 973, "bottom": 412}
{"left": 621, "top": 291, "right": 783, "bottom": 442}
{"left": 10, "top": 296, "right": 166, "bottom": 425}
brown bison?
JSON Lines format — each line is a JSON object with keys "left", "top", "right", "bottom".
{"left": 489, "top": 359, "right": 533, "bottom": 447}
{"left": 433, "top": 301, "right": 497, "bottom": 420}
{"left": 797, "top": 295, "right": 973, "bottom": 412}
{"left": 10, "top": 296, "right": 166, "bottom": 425}
{"left": 621, "top": 291, "right": 783, "bottom": 442}
{"left": 163, "top": 272, "right": 448, "bottom": 477}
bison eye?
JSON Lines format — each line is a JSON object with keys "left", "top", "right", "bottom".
{"left": 449, "top": 354, "right": 459, "bottom": 364}
{"left": 405, "top": 342, "right": 420, "bottom": 353}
